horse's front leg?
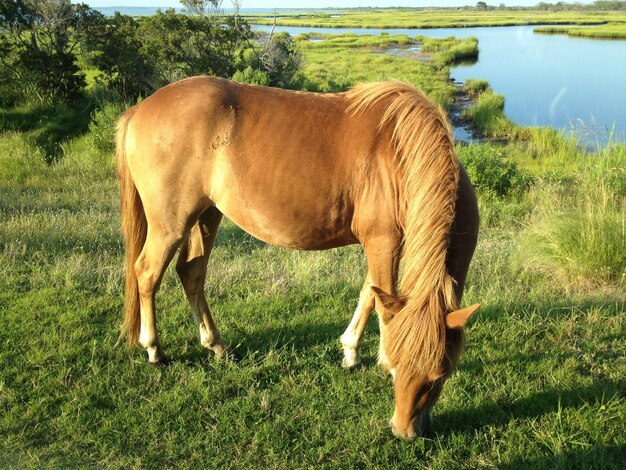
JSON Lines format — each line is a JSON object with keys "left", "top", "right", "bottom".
{"left": 340, "top": 275, "right": 375, "bottom": 369}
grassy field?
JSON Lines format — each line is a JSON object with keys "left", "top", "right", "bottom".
{"left": 246, "top": 8, "right": 626, "bottom": 29}
{"left": 1, "top": 33, "right": 625, "bottom": 468}
{"left": 295, "top": 33, "right": 477, "bottom": 107}
{"left": 534, "top": 23, "right": 626, "bottom": 39}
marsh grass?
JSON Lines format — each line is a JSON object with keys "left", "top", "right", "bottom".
{"left": 421, "top": 36, "right": 479, "bottom": 66}
{"left": 296, "top": 33, "right": 477, "bottom": 108}
{"left": 462, "top": 88, "right": 514, "bottom": 137}
{"left": 535, "top": 23, "right": 626, "bottom": 40}
{"left": 246, "top": 9, "right": 623, "bottom": 30}
{"left": 297, "top": 33, "right": 457, "bottom": 106}
{"left": 516, "top": 146, "right": 626, "bottom": 286}
{"left": 464, "top": 78, "right": 489, "bottom": 97}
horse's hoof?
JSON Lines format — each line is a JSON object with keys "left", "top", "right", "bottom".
{"left": 149, "top": 355, "right": 170, "bottom": 366}
{"left": 342, "top": 357, "right": 361, "bottom": 370}
{"left": 211, "top": 342, "right": 229, "bottom": 359}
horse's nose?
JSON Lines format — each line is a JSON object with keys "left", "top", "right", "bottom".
{"left": 389, "top": 418, "right": 418, "bottom": 440}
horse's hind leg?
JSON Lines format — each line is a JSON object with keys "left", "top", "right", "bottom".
{"left": 340, "top": 274, "right": 375, "bottom": 369}
{"left": 176, "top": 207, "right": 228, "bottom": 358}
{"left": 136, "top": 227, "right": 185, "bottom": 364}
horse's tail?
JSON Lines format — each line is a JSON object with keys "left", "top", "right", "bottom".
{"left": 115, "top": 105, "right": 144, "bottom": 347}
{"left": 347, "top": 82, "right": 460, "bottom": 376}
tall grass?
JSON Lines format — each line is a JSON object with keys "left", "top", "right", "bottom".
{"left": 462, "top": 88, "right": 514, "bottom": 137}
{"left": 516, "top": 146, "right": 626, "bottom": 286}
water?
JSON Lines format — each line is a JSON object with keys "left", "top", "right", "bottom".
{"left": 255, "top": 24, "right": 626, "bottom": 143}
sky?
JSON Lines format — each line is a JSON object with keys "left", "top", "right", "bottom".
{"left": 75, "top": 1, "right": 595, "bottom": 8}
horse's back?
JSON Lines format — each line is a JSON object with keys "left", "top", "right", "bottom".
{"left": 123, "top": 77, "right": 394, "bottom": 249}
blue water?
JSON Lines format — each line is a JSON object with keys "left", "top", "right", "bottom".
{"left": 256, "top": 24, "right": 626, "bottom": 143}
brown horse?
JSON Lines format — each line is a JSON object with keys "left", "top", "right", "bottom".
{"left": 116, "top": 76, "right": 479, "bottom": 439}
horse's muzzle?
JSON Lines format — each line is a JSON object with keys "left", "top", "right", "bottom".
{"left": 389, "top": 411, "right": 433, "bottom": 440}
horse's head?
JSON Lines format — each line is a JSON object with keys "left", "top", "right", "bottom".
{"left": 372, "top": 287, "right": 479, "bottom": 440}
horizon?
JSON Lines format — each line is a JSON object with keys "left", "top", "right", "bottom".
{"left": 74, "top": 1, "right": 597, "bottom": 9}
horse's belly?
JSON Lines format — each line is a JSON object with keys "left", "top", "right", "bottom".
{"left": 210, "top": 167, "right": 356, "bottom": 250}
{"left": 215, "top": 195, "right": 356, "bottom": 249}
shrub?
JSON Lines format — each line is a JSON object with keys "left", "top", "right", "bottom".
{"left": 0, "top": 1, "right": 101, "bottom": 103}
{"left": 232, "top": 66, "right": 271, "bottom": 86}
{"left": 88, "top": 101, "right": 126, "bottom": 153}
{"left": 457, "top": 143, "right": 532, "bottom": 198}
{"left": 258, "top": 33, "right": 303, "bottom": 89}
{"left": 83, "top": 13, "right": 155, "bottom": 101}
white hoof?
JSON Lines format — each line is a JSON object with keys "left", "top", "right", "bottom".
{"left": 342, "top": 348, "right": 361, "bottom": 369}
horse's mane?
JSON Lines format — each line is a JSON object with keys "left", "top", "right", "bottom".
{"left": 347, "top": 81, "right": 460, "bottom": 378}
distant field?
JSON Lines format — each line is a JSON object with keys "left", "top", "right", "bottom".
{"left": 246, "top": 8, "right": 626, "bottom": 29}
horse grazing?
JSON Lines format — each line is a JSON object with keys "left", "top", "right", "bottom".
{"left": 116, "top": 76, "right": 479, "bottom": 439}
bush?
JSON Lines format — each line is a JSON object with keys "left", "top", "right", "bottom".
{"left": 0, "top": 1, "right": 101, "bottom": 104}
{"left": 258, "top": 33, "right": 303, "bottom": 89}
{"left": 458, "top": 144, "right": 532, "bottom": 198}
{"left": 88, "top": 101, "right": 126, "bottom": 153}
{"left": 232, "top": 66, "right": 271, "bottom": 86}
{"left": 83, "top": 13, "right": 154, "bottom": 101}
{"left": 83, "top": 9, "right": 252, "bottom": 100}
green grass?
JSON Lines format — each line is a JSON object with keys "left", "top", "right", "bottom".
{"left": 535, "top": 23, "right": 626, "bottom": 39}
{"left": 462, "top": 88, "right": 514, "bottom": 138}
{"left": 246, "top": 8, "right": 626, "bottom": 29}
{"left": 516, "top": 146, "right": 626, "bottom": 286}
{"left": 464, "top": 78, "right": 489, "bottom": 96}
{"left": 296, "top": 33, "right": 477, "bottom": 108}
{"left": 1, "top": 29, "right": 624, "bottom": 469}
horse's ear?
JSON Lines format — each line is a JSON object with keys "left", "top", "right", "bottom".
{"left": 371, "top": 286, "right": 406, "bottom": 323}
{"left": 446, "top": 304, "right": 480, "bottom": 329}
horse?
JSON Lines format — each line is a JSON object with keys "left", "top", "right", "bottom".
{"left": 115, "top": 76, "right": 479, "bottom": 440}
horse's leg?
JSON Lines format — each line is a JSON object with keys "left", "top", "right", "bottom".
{"left": 175, "top": 207, "right": 228, "bottom": 358}
{"left": 136, "top": 227, "right": 185, "bottom": 364}
{"left": 366, "top": 238, "right": 402, "bottom": 377}
{"left": 340, "top": 274, "right": 375, "bottom": 369}
{"left": 346, "top": 236, "right": 402, "bottom": 373}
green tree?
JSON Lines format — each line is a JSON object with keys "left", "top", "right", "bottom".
{"left": 258, "top": 32, "right": 302, "bottom": 89}
{"left": 138, "top": 8, "right": 251, "bottom": 89}
{"left": 82, "top": 12, "right": 155, "bottom": 101}
{"left": 0, "top": 0, "right": 100, "bottom": 103}
{"left": 476, "top": 1, "right": 488, "bottom": 10}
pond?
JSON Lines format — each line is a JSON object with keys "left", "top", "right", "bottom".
{"left": 255, "top": 24, "right": 626, "bottom": 144}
